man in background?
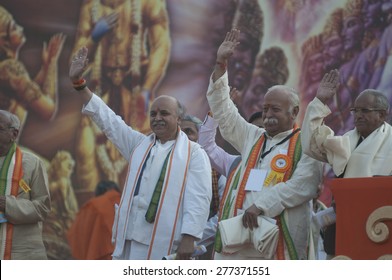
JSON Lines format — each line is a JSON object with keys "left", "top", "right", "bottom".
{"left": 67, "top": 180, "right": 121, "bottom": 260}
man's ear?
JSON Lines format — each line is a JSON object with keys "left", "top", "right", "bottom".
{"left": 292, "top": 106, "right": 299, "bottom": 119}
{"left": 11, "top": 128, "right": 19, "bottom": 142}
{"left": 379, "top": 110, "right": 388, "bottom": 121}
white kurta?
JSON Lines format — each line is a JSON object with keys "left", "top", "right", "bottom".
{"left": 82, "top": 94, "right": 212, "bottom": 259}
{"left": 207, "top": 72, "right": 323, "bottom": 260}
{"left": 302, "top": 97, "right": 392, "bottom": 177}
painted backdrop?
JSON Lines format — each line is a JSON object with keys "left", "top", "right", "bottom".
{"left": 1, "top": 0, "right": 391, "bottom": 259}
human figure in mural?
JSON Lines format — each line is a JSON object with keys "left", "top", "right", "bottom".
{"left": 299, "top": 34, "right": 324, "bottom": 123}
{"left": 0, "top": 5, "right": 65, "bottom": 139}
{"left": 322, "top": 8, "right": 344, "bottom": 73}
{"left": 240, "top": 47, "right": 289, "bottom": 121}
{"left": 43, "top": 150, "right": 78, "bottom": 259}
{"left": 335, "top": 0, "right": 365, "bottom": 135}
{"left": 71, "top": 0, "right": 171, "bottom": 191}
{"left": 320, "top": 8, "right": 346, "bottom": 132}
{"left": 372, "top": 0, "right": 392, "bottom": 102}
{"left": 210, "top": 0, "right": 263, "bottom": 155}
{"left": 227, "top": 0, "right": 263, "bottom": 107}
{"left": 266, "top": 0, "right": 330, "bottom": 43}
{"left": 349, "top": 0, "right": 389, "bottom": 94}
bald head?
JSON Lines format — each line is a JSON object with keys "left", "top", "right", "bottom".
{"left": 352, "top": 89, "right": 389, "bottom": 138}
{"left": 0, "top": 110, "right": 20, "bottom": 130}
{"left": 149, "top": 95, "right": 183, "bottom": 143}
{"left": 0, "top": 110, "right": 20, "bottom": 156}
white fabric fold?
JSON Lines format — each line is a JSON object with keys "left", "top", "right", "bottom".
{"left": 218, "top": 214, "right": 279, "bottom": 259}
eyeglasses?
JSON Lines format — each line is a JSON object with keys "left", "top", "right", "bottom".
{"left": 349, "top": 108, "right": 385, "bottom": 114}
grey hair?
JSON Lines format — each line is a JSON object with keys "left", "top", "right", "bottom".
{"left": 266, "top": 85, "right": 300, "bottom": 111}
{"left": 358, "top": 89, "right": 390, "bottom": 112}
{"left": 177, "top": 100, "right": 186, "bottom": 119}
{"left": 0, "top": 110, "right": 20, "bottom": 130}
{"left": 182, "top": 114, "right": 203, "bottom": 131}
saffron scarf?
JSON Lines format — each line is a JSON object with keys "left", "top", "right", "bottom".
{"left": 0, "top": 143, "right": 23, "bottom": 260}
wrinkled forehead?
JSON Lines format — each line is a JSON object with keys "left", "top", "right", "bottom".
{"left": 150, "top": 96, "right": 179, "bottom": 113}
{"left": 264, "top": 89, "right": 290, "bottom": 106}
{"left": 0, "top": 111, "right": 10, "bottom": 125}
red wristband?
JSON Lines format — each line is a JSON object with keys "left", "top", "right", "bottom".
{"left": 73, "top": 78, "right": 86, "bottom": 86}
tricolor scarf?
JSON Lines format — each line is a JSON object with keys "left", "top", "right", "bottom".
{"left": 215, "top": 126, "right": 302, "bottom": 259}
{"left": 112, "top": 129, "right": 192, "bottom": 260}
{"left": 0, "top": 143, "right": 23, "bottom": 260}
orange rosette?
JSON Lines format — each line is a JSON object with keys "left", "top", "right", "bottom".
{"left": 263, "top": 154, "right": 291, "bottom": 186}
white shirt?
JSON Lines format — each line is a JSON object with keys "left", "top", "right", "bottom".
{"left": 206, "top": 72, "right": 323, "bottom": 259}
{"left": 82, "top": 94, "right": 212, "bottom": 254}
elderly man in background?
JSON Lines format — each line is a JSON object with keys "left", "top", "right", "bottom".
{"left": 0, "top": 110, "right": 51, "bottom": 260}
{"left": 301, "top": 69, "right": 392, "bottom": 258}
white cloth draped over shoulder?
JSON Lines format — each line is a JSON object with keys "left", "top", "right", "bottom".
{"left": 302, "top": 97, "right": 392, "bottom": 177}
{"left": 82, "top": 94, "right": 212, "bottom": 260}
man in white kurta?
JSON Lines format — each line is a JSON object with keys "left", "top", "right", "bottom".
{"left": 302, "top": 69, "right": 392, "bottom": 178}
{"left": 70, "top": 47, "right": 212, "bottom": 260}
{"left": 206, "top": 29, "right": 323, "bottom": 260}
{"left": 301, "top": 69, "right": 392, "bottom": 258}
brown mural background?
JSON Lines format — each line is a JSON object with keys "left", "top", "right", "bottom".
{"left": 2, "top": 0, "right": 391, "bottom": 259}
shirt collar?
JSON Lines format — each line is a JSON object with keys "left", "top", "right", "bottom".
{"left": 264, "top": 128, "right": 294, "bottom": 140}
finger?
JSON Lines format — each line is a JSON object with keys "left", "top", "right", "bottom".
{"left": 242, "top": 213, "right": 249, "bottom": 228}
{"left": 332, "top": 69, "right": 339, "bottom": 85}
{"left": 233, "top": 29, "right": 240, "bottom": 41}
{"left": 251, "top": 214, "right": 259, "bottom": 228}
{"left": 325, "top": 71, "right": 333, "bottom": 83}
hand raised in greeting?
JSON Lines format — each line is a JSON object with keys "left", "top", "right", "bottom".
{"left": 316, "top": 69, "right": 340, "bottom": 104}
{"left": 69, "top": 46, "right": 89, "bottom": 83}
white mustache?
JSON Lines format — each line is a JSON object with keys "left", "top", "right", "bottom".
{"left": 152, "top": 121, "right": 165, "bottom": 126}
{"left": 263, "top": 117, "right": 278, "bottom": 126}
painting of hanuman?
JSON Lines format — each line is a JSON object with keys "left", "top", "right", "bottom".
{"left": 71, "top": 0, "right": 171, "bottom": 191}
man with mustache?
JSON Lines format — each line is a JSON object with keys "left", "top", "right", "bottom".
{"left": 301, "top": 69, "right": 392, "bottom": 258}
{"left": 69, "top": 46, "right": 212, "bottom": 260}
{"left": 206, "top": 29, "right": 323, "bottom": 260}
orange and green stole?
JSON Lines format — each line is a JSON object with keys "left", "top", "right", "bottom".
{"left": 215, "top": 126, "right": 302, "bottom": 259}
{"left": 0, "top": 143, "right": 23, "bottom": 260}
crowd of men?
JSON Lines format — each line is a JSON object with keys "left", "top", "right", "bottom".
{"left": 1, "top": 27, "right": 391, "bottom": 260}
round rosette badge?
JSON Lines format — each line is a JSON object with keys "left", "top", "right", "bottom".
{"left": 263, "top": 154, "right": 291, "bottom": 186}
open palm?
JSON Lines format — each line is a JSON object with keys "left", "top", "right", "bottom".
{"left": 316, "top": 69, "right": 340, "bottom": 104}
{"left": 217, "top": 29, "right": 240, "bottom": 61}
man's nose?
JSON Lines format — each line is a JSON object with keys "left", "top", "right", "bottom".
{"left": 155, "top": 112, "right": 163, "bottom": 120}
{"left": 264, "top": 108, "right": 273, "bottom": 117}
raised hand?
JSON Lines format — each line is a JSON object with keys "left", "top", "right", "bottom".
{"left": 69, "top": 46, "right": 89, "bottom": 83}
{"left": 216, "top": 29, "right": 240, "bottom": 63}
{"left": 42, "top": 33, "right": 66, "bottom": 66}
{"left": 316, "top": 69, "right": 340, "bottom": 104}
{"left": 92, "top": 12, "right": 119, "bottom": 42}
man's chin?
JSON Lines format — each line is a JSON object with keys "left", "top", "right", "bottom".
{"left": 264, "top": 126, "right": 278, "bottom": 135}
